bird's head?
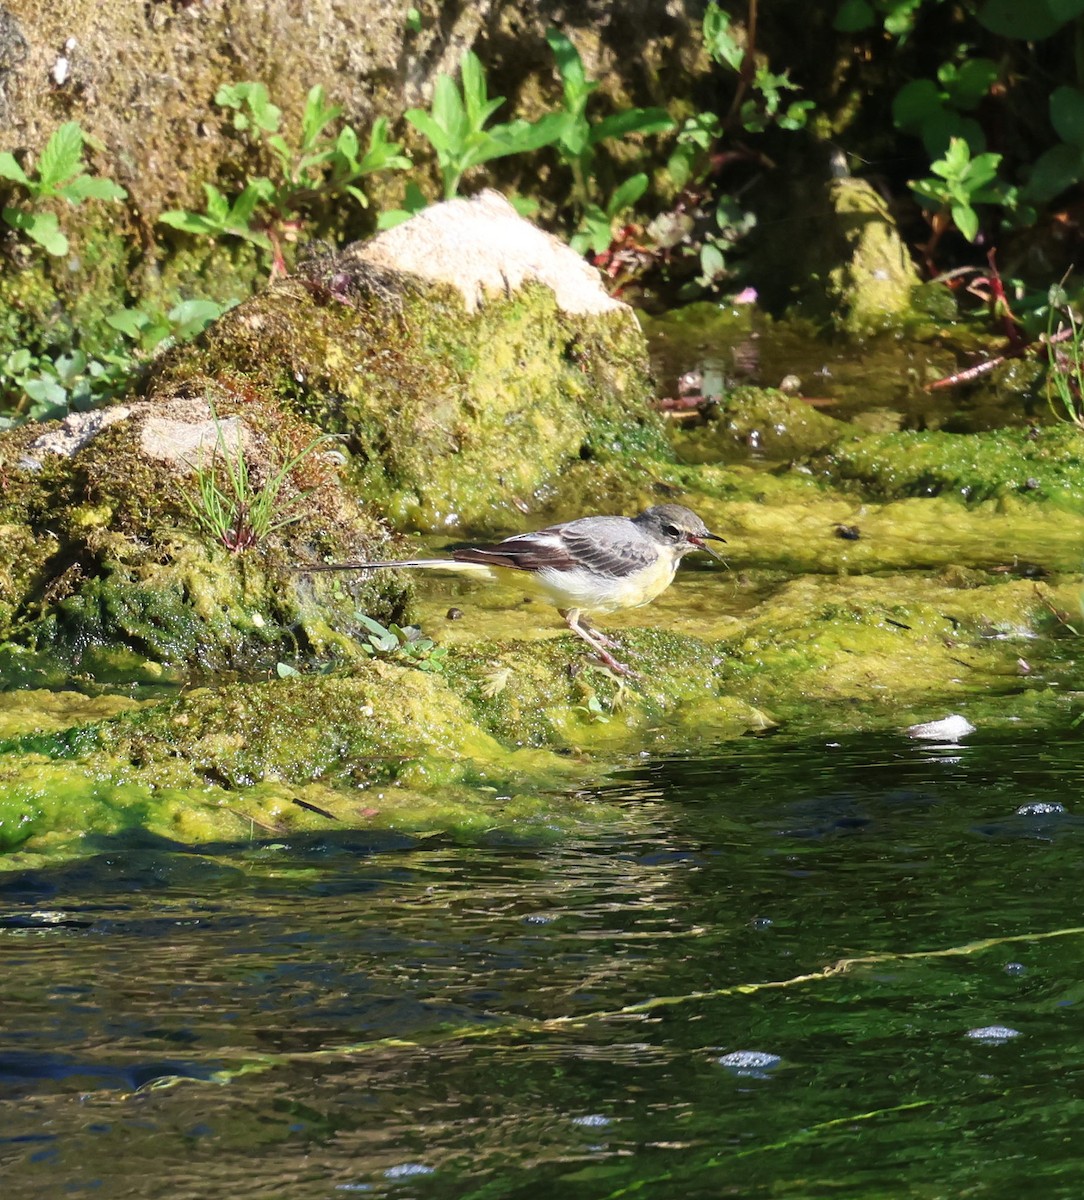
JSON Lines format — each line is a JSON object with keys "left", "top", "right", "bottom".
{"left": 635, "top": 504, "right": 727, "bottom": 560}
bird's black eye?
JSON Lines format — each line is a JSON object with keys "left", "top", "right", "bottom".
{"left": 662, "top": 523, "right": 682, "bottom": 541}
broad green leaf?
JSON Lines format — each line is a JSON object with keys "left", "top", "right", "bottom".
{"left": 591, "top": 107, "right": 675, "bottom": 143}
{"left": 1051, "top": 86, "right": 1084, "bottom": 150}
{"left": 203, "top": 182, "right": 230, "bottom": 223}
{"left": 486, "top": 112, "right": 567, "bottom": 158}
{"left": 276, "top": 662, "right": 301, "bottom": 678}
{"left": 946, "top": 58, "right": 999, "bottom": 110}
{"left": 546, "top": 27, "right": 588, "bottom": 95}
{"left": 22, "top": 375, "right": 68, "bottom": 406}
{"left": 428, "top": 74, "right": 466, "bottom": 143}
{"left": 168, "top": 299, "right": 226, "bottom": 335}
{"left": 977, "top": 0, "right": 1066, "bottom": 39}
{"left": 60, "top": 175, "right": 127, "bottom": 203}
{"left": 3, "top": 207, "right": 68, "bottom": 255}
{"left": 700, "top": 241, "right": 726, "bottom": 280}
{"left": 891, "top": 80, "right": 943, "bottom": 133}
{"left": 407, "top": 105, "right": 453, "bottom": 153}
{"left": 951, "top": 201, "right": 979, "bottom": 242}
{"left": 0, "top": 152, "right": 28, "bottom": 186}
{"left": 301, "top": 84, "right": 341, "bottom": 149}
{"left": 1024, "top": 142, "right": 1084, "bottom": 202}
{"left": 37, "top": 122, "right": 84, "bottom": 190}
{"left": 158, "top": 210, "right": 216, "bottom": 234}
{"left": 608, "top": 172, "right": 648, "bottom": 216}
{"left": 833, "top": 0, "right": 875, "bottom": 32}
{"left": 105, "top": 308, "right": 151, "bottom": 337}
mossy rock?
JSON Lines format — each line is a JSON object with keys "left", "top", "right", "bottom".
{"left": 149, "top": 193, "right": 670, "bottom": 533}
{"left": 0, "top": 390, "right": 407, "bottom": 673}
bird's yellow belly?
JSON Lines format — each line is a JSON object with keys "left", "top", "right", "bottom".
{"left": 532, "top": 557, "right": 678, "bottom": 615}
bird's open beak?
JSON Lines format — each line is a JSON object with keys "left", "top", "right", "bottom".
{"left": 689, "top": 532, "right": 727, "bottom": 560}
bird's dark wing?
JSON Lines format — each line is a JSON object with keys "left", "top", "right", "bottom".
{"left": 452, "top": 517, "right": 655, "bottom": 578}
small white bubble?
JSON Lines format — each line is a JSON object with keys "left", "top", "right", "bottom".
{"left": 966, "top": 1025, "right": 1021, "bottom": 1044}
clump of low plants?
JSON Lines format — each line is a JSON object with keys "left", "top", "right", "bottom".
{"left": 183, "top": 403, "right": 337, "bottom": 553}
{"left": 0, "top": 121, "right": 127, "bottom": 256}
{"left": 160, "top": 83, "right": 411, "bottom": 275}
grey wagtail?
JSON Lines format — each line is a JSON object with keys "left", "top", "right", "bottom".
{"left": 303, "top": 503, "right": 725, "bottom": 675}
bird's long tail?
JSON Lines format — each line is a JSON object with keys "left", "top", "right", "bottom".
{"left": 297, "top": 558, "right": 495, "bottom": 575}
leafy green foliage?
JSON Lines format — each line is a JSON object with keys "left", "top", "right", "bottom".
{"left": 909, "top": 137, "right": 1009, "bottom": 242}
{"left": 892, "top": 58, "right": 999, "bottom": 157}
{"left": 354, "top": 614, "right": 449, "bottom": 672}
{"left": 183, "top": 404, "right": 337, "bottom": 554}
{"left": 405, "top": 51, "right": 565, "bottom": 199}
{"left": 0, "top": 122, "right": 127, "bottom": 256}
{"left": 159, "top": 84, "right": 410, "bottom": 271}
{"left": 0, "top": 300, "right": 233, "bottom": 429}
{"left": 702, "top": 4, "right": 813, "bottom": 134}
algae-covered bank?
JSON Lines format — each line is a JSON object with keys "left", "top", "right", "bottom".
{"left": 2, "top": 201, "right": 1084, "bottom": 868}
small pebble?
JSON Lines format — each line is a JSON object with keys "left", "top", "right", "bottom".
{"left": 966, "top": 1025, "right": 1021, "bottom": 1044}
{"left": 446, "top": 607, "right": 463, "bottom": 620}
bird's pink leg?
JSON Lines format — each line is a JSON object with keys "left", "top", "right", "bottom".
{"left": 561, "top": 608, "right": 636, "bottom": 677}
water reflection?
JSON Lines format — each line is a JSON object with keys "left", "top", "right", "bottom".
{"left": 2, "top": 727, "right": 1084, "bottom": 1197}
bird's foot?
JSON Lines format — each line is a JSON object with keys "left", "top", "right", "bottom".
{"left": 579, "top": 617, "right": 623, "bottom": 651}
{"left": 587, "top": 648, "right": 640, "bottom": 678}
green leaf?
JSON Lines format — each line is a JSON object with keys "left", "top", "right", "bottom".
{"left": 546, "top": 27, "right": 589, "bottom": 95}
{"left": 608, "top": 172, "right": 648, "bottom": 216}
{"left": 22, "top": 374, "right": 68, "bottom": 406}
{"left": 461, "top": 52, "right": 504, "bottom": 129}
{"left": 951, "top": 201, "right": 979, "bottom": 242}
{"left": 105, "top": 308, "right": 152, "bottom": 337}
{"left": 59, "top": 175, "right": 127, "bottom": 203}
{"left": 977, "top": 0, "right": 1067, "bottom": 39}
{"left": 591, "top": 107, "right": 675, "bottom": 143}
{"left": 168, "top": 299, "right": 226, "bottom": 337}
{"left": 406, "top": 106, "right": 452, "bottom": 153}
{"left": 1025, "top": 143, "right": 1084, "bottom": 202}
{"left": 37, "top": 122, "right": 84, "bottom": 190}
{"left": 3, "top": 207, "right": 68, "bottom": 255}
{"left": 158, "top": 210, "right": 215, "bottom": 234}
{"left": 301, "top": 84, "right": 341, "bottom": 150}
{"left": 891, "top": 80, "right": 944, "bottom": 133}
{"left": 1051, "top": 86, "right": 1084, "bottom": 150}
{"left": 0, "top": 152, "right": 29, "bottom": 186}
{"left": 699, "top": 241, "right": 727, "bottom": 281}
{"left": 833, "top": 0, "right": 875, "bottom": 31}
{"left": 487, "top": 112, "right": 567, "bottom": 157}
{"left": 428, "top": 74, "right": 467, "bottom": 145}
{"left": 275, "top": 662, "right": 301, "bottom": 678}
{"left": 945, "top": 58, "right": 999, "bottom": 110}
{"left": 703, "top": 2, "right": 744, "bottom": 71}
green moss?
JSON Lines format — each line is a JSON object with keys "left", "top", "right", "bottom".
{"left": 825, "top": 424, "right": 1084, "bottom": 508}
{"left": 0, "top": 391, "right": 409, "bottom": 673}
{"left": 152, "top": 276, "right": 668, "bottom": 532}
{"left": 673, "top": 386, "right": 850, "bottom": 464}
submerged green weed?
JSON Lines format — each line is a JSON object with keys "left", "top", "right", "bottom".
{"left": 355, "top": 614, "right": 449, "bottom": 671}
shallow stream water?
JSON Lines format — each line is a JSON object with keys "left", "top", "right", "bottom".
{"left": 3, "top": 723, "right": 1083, "bottom": 1198}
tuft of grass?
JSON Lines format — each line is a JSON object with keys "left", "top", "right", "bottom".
{"left": 1044, "top": 284, "right": 1084, "bottom": 430}
{"left": 183, "top": 404, "right": 337, "bottom": 553}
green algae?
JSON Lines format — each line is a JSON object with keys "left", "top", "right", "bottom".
{"left": 825, "top": 424, "right": 1084, "bottom": 509}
